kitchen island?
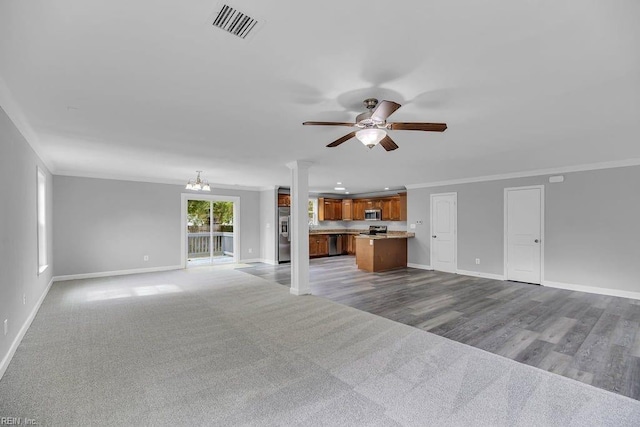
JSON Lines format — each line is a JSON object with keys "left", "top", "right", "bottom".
{"left": 355, "top": 233, "right": 413, "bottom": 272}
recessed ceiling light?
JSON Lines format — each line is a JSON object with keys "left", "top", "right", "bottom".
{"left": 384, "top": 187, "right": 389, "bottom": 190}
{"left": 337, "top": 182, "right": 342, "bottom": 185}
{"left": 345, "top": 192, "right": 350, "bottom": 194}
{"left": 334, "top": 187, "right": 346, "bottom": 191}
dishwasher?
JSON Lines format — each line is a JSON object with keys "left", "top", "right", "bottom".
{"left": 328, "top": 234, "right": 339, "bottom": 256}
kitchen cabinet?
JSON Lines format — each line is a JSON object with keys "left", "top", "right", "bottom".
{"left": 398, "top": 193, "right": 407, "bottom": 221}
{"left": 333, "top": 200, "right": 342, "bottom": 220}
{"left": 309, "top": 235, "right": 329, "bottom": 257}
{"left": 342, "top": 199, "right": 353, "bottom": 221}
{"left": 355, "top": 236, "right": 408, "bottom": 272}
{"left": 382, "top": 196, "right": 402, "bottom": 221}
{"left": 346, "top": 234, "right": 356, "bottom": 255}
{"left": 381, "top": 198, "right": 392, "bottom": 220}
{"left": 318, "top": 198, "right": 342, "bottom": 221}
{"left": 317, "top": 192, "right": 407, "bottom": 222}
{"left": 278, "top": 194, "right": 290, "bottom": 207}
{"left": 352, "top": 200, "right": 365, "bottom": 221}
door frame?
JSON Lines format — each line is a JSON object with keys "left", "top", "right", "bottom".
{"left": 503, "top": 185, "right": 544, "bottom": 284}
{"left": 429, "top": 192, "right": 458, "bottom": 273}
{"left": 181, "top": 193, "right": 241, "bottom": 268}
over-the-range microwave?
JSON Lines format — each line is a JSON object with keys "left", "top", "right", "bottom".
{"left": 364, "top": 209, "right": 382, "bottom": 221}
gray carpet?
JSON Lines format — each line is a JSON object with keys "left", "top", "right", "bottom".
{"left": 1, "top": 268, "right": 640, "bottom": 426}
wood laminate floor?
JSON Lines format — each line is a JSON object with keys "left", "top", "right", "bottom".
{"left": 241, "top": 256, "right": 640, "bottom": 400}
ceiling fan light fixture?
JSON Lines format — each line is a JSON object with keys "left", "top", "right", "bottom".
{"left": 356, "top": 129, "right": 386, "bottom": 149}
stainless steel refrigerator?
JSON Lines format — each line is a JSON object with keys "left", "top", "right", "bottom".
{"left": 278, "top": 207, "right": 290, "bottom": 263}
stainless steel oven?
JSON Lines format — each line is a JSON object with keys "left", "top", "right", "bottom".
{"left": 364, "top": 209, "right": 382, "bottom": 221}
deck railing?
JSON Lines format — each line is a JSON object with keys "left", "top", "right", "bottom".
{"left": 188, "top": 232, "right": 233, "bottom": 258}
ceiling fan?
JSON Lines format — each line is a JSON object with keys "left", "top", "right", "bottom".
{"left": 303, "top": 98, "right": 447, "bottom": 151}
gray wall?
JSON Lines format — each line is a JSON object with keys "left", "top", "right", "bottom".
{"left": 407, "top": 166, "right": 640, "bottom": 293}
{"left": 0, "top": 107, "right": 53, "bottom": 369}
{"left": 259, "top": 189, "right": 277, "bottom": 264}
{"left": 53, "top": 176, "right": 261, "bottom": 276}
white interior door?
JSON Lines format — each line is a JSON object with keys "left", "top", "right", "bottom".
{"left": 430, "top": 193, "right": 457, "bottom": 273}
{"left": 505, "top": 187, "right": 542, "bottom": 284}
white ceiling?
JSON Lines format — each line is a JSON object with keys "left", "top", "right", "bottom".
{"left": 1, "top": 0, "right": 639, "bottom": 194}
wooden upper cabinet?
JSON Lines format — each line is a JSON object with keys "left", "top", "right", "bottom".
{"left": 399, "top": 192, "right": 407, "bottom": 221}
{"left": 318, "top": 198, "right": 327, "bottom": 221}
{"left": 333, "top": 199, "right": 342, "bottom": 220}
{"left": 381, "top": 198, "right": 393, "bottom": 221}
{"left": 278, "top": 194, "right": 290, "bottom": 207}
{"left": 353, "top": 200, "right": 365, "bottom": 220}
{"left": 342, "top": 199, "right": 352, "bottom": 221}
{"left": 318, "top": 193, "right": 406, "bottom": 222}
{"left": 318, "top": 198, "right": 342, "bottom": 221}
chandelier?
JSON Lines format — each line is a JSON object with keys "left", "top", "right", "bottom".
{"left": 185, "top": 171, "right": 211, "bottom": 191}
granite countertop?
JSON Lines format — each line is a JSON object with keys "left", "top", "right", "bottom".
{"left": 309, "top": 229, "right": 414, "bottom": 238}
{"left": 354, "top": 233, "right": 415, "bottom": 239}
{"left": 309, "top": 229, "right": 358, "bottom": 235}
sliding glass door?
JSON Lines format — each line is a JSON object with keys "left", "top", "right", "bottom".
{"left": 186, "top": 199, "right": 235, "bottom": 266}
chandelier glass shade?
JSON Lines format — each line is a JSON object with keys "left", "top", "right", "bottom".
{"left": 185, "top": 171, "right": 211, "bottom": 191}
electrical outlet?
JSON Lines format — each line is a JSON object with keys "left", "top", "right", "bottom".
{"left": 3, "top": 319, "right": 7, "bottom": 336}
{"left": 143, "top": 255, "right": 149, "bottom": 261}
{"left": 23, "top": 294, "right": 26, "bottom": 305}
{"left": 416, "top": 220, "right": 423, "bottom": 225}
{"left": 248, "top": 248, "right": 253, "bottom": 254}
{"left": 475, "top": 258, "right": 480, "bottom": 265}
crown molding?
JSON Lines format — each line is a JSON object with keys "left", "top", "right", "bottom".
{"left": 405, "top": 158, "right": 640, "bottom": 189}
{"left": 0, "top": 74, "right": 55, "bottom": 172}
{"left": 54, "top": 170, "right": 265, "bottom": 192}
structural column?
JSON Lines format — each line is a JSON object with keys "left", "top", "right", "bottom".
{"left": 286, "top": 160, "right": 312, "bottom": 296}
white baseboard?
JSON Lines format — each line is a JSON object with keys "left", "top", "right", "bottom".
{"left": 239, "top": 258, "right": 265, "bottom": 264}
{"left": 456, "top": 269, "right": 505, "bottom": 281}
{"left": 543, "top": 280, "right": 640, "bottom": 301}
{"left": 290, "top": 287, "right": 311, "bottom": 296}
{"left": 53, "top": 265, "right": 183, "bottom": 282}
{"left": 0, "top": 277, "right": 54, "bottom": 380}
{"left": 407, "top": 263, "right": 433, "bottom": 270}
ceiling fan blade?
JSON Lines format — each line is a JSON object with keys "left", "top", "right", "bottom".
{"left": 389, "top": 122, "right": 447, "bottom": 132}
{"left": 327, "top": 132, "right": 356, "bottom": 147}
{"left": 371, "top": 100, "right": 402, "bottom": 121}
{"left": 303, "top": 121, "right": 354, "bottom": 127}
{"left": 379, "top": 135, "right": 399, "bottom": 151}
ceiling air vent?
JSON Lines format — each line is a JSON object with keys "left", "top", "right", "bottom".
{"left": 212, "top": 4, "right": 259, "bottom": 39}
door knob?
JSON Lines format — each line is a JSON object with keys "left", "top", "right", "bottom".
{"left": 432, "top": 235, "right": 437, "bottom": 238}
{"left": 534, "top": 239, "right": 539, "bottom": 243}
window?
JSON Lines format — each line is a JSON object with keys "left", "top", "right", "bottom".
{"left": 308, "top": 198, "right": 318, "bottom": 226}
{"left": 37, "top": 168, "right": 48, "bottom": 274}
